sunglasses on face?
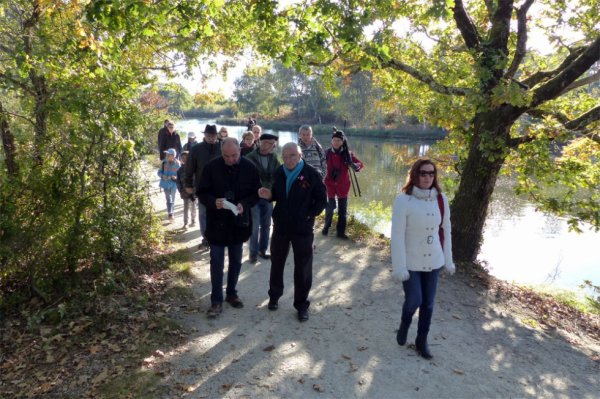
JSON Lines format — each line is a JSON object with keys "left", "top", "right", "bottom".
{"left": 418, "top": 170, "right": 435, "bottom": 177}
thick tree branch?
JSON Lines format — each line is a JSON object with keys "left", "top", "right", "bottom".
{"left": 377, "top": 56, "right": 471, "bottom": 96}
{"left": 504, "top": 0, "right": 535, "bottom": 79}
{"left": 531, "top": 37, "right": 600, "bottom": 108}
{"left": 488, "top": 0, "right": 514, "bottom": 55}
{"left": 559, "top": 70, "right": 600, "bottom": 95}
{"left": 510, "top": 106, "right": 600, "bottom": 147}
{"left": 565, "top": 105, "right": 600, "bottom": 131}
{"left": 452, "top": 0, "right": 481, "bottom": 50}
{"left": 521, "top": 47, "right": 585, "bottom": 88}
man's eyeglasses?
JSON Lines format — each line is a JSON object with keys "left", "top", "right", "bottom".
{"left": 418, "top": 171, "right": 435, "bottom": 177}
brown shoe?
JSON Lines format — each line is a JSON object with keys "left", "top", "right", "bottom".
{"left": 225, "top": 296, "right": 244, "bottom": 309}
{"left": 206, "top": 303, "right": 222, "bottom": 318}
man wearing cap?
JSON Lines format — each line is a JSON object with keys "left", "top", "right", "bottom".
{"left": 245, "top": 133, "right": 281, "bottom": 263}
{"left": 197, "top": 138, "right": 261, "bottom": 318}
{"left": 183, "top": 131, "right": 197, "bottom": 152}
{"left": 158, "top": 121, "right": 182, "bottom": 160}
{"left": 184, "top": 124, "right": 222, "bottom": 248}
{"left": 258, "top": 142, "right": 327, "bottom": 322}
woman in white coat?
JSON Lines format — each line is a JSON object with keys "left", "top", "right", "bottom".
{"left": 391, "top": 159, "right": 455, "bottom": 359}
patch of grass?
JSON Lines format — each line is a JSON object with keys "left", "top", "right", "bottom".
{"left": 167, "top": 249, "right": 194, "bottom": 278}
{"left": 163, "top": 280, "right": 194, "bottom": 300}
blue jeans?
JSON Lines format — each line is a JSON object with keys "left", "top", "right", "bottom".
{"left": 209, "top": 243, "right": 243, "bottom": 305}
{"left": 197, "top": 201, "right": 207, "bottom": 237}
{"left": 249, "top": 199, "right": 273, "bottom": 257}
{"left": 401, "top": 268, "right": 440, "bottom": 337}
{"left": 163, "top": 187, "right": 177, "bottom": 216}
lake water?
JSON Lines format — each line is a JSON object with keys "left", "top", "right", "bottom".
{"left": 176, "top": 119, "right": 600, "bottom": 293}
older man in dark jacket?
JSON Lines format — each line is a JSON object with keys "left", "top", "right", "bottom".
{"left": 184, "top": 124, "right": 221, "bottom": 247}
{"left": 158, "top": 121, "right": 182, "bottom": 160}
{"left": 198, "top": 138, "right": 261, "bottom": 318}
{"left": 258, "top": 142, "right": 327, "bottom": 322}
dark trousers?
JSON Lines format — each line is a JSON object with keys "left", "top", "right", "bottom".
{"left": 268, "top": 230, "right": 314, "bottom": 312}
{"left": 324, "top": 197, "right": 348, "bottom": 235}
{"left": 209, "top": 243, "right": 243, "bottom": 305}
{"left": 401, "top": 268, "right": 440, "bottom": 337}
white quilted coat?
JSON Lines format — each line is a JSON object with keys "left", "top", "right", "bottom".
{"left": 391, "top": 187, "right": 455, "bottom": 275}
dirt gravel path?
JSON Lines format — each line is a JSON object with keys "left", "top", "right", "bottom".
{"left": 148, "top": 167, "right": 600, "bottom": 399}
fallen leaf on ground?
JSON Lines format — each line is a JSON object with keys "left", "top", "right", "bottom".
{"left": 453, "top": 369, "right": 465, "bottom": 375}
{"left": 313, "top": 383, "right": 324, "bottom": 392}
{"left": 263, "top": 345, "right": 275, "bottom": 352}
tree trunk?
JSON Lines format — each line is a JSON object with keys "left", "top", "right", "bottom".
{"left": 31, "top": 75, "right": 48, "bottom": 165}
{"left": 0, "top": 101, "right": 19, "bottom": 177}
{"left": 450, "top": 112, "right": 513, "bottom": 262}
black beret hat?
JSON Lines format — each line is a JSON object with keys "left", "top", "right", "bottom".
{"left": 260, "top": 133, "right": 279, "bottom": 141}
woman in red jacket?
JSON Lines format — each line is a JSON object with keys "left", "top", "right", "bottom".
{"left": 322, "top": 129, "right": 364, "bottom": 239}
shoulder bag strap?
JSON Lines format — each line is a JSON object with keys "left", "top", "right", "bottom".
{"left": 437, "top": 193, "right": 445, "bottom": 250}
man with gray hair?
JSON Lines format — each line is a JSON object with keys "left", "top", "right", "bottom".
{"left": 197, "top": 138, "right": 261, "bottom": 318}
{"left": 258, "top": 142, "right": 327, "bottom": 322}
{"left": 298, "top": 124, "right": 327, "bottom": 180}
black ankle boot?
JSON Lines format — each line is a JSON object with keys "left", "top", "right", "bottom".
{"left": 396, "top": 321, "right": 410, "bottom": 346}
{"left": 415, "top": 335, "right": 433, "bottom": 359}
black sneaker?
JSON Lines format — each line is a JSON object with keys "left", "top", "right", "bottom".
{"left": 258, "top": 251, "right": 271, "bottom": 259}
{"left": 267, "top": 299, "right": 278, "bottom": 311}
{"left": 297, "top": 309, "right": 309, "bottom": 322}
{"left": 322, "top": 228, "right": 329, "bottom": 236}
{"left": 249, "top": 256, "right": 258, "bottom": 263}
{"left": 337, "top": 233, "right": 349, "bottom": 240}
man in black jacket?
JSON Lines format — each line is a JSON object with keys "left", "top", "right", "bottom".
{"left": 184, "top": 124, "right": 221, "bottom": 247}
{"left": 198, "top": 138, "right": 261, "bottom": 318}
{"left": 158, "top": 121, "right": 182, "bottom": 160}
{"left": 258, "top": 142, "right": 327, "bottom": 322}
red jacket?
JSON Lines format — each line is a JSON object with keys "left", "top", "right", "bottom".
{"left": 324, "top": 148, "right": 364, "bottom": 198}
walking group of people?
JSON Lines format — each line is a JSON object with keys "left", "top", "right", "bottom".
{"left": 156, "top": 119, "right": 455, "bottom": 359}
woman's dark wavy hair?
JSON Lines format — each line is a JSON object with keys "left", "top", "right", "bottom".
{"left": 401, "top": 158, "right": 442, "bottom": 195}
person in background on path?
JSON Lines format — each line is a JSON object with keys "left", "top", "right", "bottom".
{"left": 176, "top": 151, "right": 196, "bottom": 230}
{"left": 218, "top": 127, "right": 229, "bottom": 142}
{"left": 258, "top": 142, "right": 327, "bottom": 322}
{"left": 246, "top": 133, "right": 281, "bottom": 263}
{"left": 391, "top": 158, "right": 455, "bottom": 359}
{"left": 157, "top": 119, "right": 170, "bottom": 157}
{"left": 158, "top": 148, "right": 181, "bottom": 224}
{"left": 158, "top": 121, "right": 182, "bottom": 160}
{"left": 184, "top": 124, "right": 222, "bottom": 249}
{"left": 297, "top": 124, "right": 327, "bottom": 180}
{"left": 322, "top": 129, "right": 364, "bottom": 239}
{"left": 247, "top": 116, "right": 256, "bottom": 131}
{"left": 251, "top": 125, "right": 262, "bottom": 148}
{"left": 197, "top": 138, "right": 261, "bottom": 318}
{"left": 183, "top": 131, "right": 197, "bottom": 152}
{"left": 240, "top": 131, "right": 255, "bottom": 156}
